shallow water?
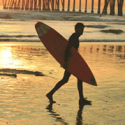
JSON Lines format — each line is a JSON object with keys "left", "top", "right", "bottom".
{"left": 0, "top": 42, "right": 125, "bottom": 125}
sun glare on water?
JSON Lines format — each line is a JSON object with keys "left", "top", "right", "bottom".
{"left": 0, "top": 47, "right": 22, "bottom": 69}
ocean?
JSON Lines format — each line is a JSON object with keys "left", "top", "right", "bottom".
{"left": 0, "top": 6, "right": 125, "bottom": 125}
{"left": 0, "top": 6, "right": 125, "bottom": 42}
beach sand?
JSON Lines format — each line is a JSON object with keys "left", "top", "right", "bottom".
{"left": 0, "top": 42, "right": 125, "bottom": 125}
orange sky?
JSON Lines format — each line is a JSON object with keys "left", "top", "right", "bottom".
{"left": 0, "top": 1, "right": 2, "bottom": 5}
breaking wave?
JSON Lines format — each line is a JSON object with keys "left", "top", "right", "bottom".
{"left": 0, "top": 10, "right": 125, "bottom": 22}
{"left": 69, "top": 15, "right": 125, "bottom": 22}
{"left": 0, "top": 12, "right": 64, "bottom": 21}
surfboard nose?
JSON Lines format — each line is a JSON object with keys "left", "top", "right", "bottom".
{"left": 36, "top": 22, "right": 50, "bottom": 37}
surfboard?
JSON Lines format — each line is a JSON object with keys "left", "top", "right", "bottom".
{"left": 35, "top": 22, "right": 97, "bottom": 86}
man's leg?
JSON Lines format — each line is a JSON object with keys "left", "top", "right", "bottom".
{"left": 46, "top": 70, "right": 71, "bottom": 102}
{"left": 77, "top": 79, "right": 91, "bottom": 104}
{"left": 77, "top": 79, "right": 84, "bottom": 100}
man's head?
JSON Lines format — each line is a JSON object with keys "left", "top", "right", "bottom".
{"left": 75, "top": 23, "right": 85, "bottom": 36}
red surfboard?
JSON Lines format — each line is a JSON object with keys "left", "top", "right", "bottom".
{"left": 35, "top": 22, "right": 97, "bottom": 86}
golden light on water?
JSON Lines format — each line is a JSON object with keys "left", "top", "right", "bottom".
{"left": 0, "top": 47, "right": 22, "bottom": 69}
{"left": 0, "top": 48, "right": 13, "bottom": 68}
{"left": 0, "top": 44, "right": 43, "bottom": 70}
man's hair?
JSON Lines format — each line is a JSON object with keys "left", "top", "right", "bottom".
{"left": 75, "top": 23, "right": 85, "bottom": 31}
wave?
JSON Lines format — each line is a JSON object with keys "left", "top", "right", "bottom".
{"left": 0, "top": 38, "right": 125, "bottom": 42}
{"left": 69, "top": 15, "right": 125, "bottom": 22}
{"left": 0, "top": 12, "right": 64, "bottom": 21}
{"left": 0, "top": 35, "right": 37, "bottom": 38}
{"left": 113, "top": 22, "right": 125, "bottom": 25}
{"left": 0, "top": 38, "right": 40, "bottom": 42}
{"left": 0, "top": 68, "right": 45, "bottom": 77}
{"left": 0, "top": 35, "right": 40, "bottom": 42}
{"left": 0, "top": 10, "right": 125, "bottom": 22}
{"left": 80, "top": 39, "right": 125, "bottom": 42}
{"left": 100, "top": 29, "right": 124, "bottom": 34}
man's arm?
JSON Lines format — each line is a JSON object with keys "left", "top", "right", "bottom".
{"left": 64, "top": 41, "right": 73, "bottom": 63}
{"left": 63, "top": 35, "right": 75, "bottom": 69}
{"left": 62, "top": 43, "right": 72, "bottom": 69}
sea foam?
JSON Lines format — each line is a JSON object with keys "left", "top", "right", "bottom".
{"left": 0, "top": 9, "right": 125, "bottom": 22}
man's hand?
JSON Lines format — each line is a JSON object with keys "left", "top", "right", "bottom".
{"left": 61, "top": 62, "right": 68, "bottom": 69}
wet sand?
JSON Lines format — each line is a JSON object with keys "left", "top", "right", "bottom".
{"left": 0, "top": 42, "right": 125, "bottom": 125}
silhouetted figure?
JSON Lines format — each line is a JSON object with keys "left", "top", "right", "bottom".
{"left": 46, "top": 23, "right": 91, "bottom": 105}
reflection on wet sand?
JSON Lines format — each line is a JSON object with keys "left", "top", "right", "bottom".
{"left": 76, "top": 103, "right": 89, "bottom": 125}
{"left": 46, "top": 102, "right": 91, "bottom": 125}
{"left": 0, "top": 43, "right": 125, "bottom": 124}
{"left": 46, "top": 103, "right": 69, "bottom": 125}
{"left": 1, "top": 44, "right": 125, "bottom": 71}
{"left": 83, "top": 44, "right": 125, "bottom": 53}
{"left": 82, "top": 44, "right": 125, "bottom": 60}
{"left": 1, "top": 43, "right": 125, "bottom": 79}
{"left": 0, "top": 44, "right": 50, "bottom": 71}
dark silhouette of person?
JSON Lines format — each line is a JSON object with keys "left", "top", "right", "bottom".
{"left": 46, "top": 23, "right": 91, "bottom": 105}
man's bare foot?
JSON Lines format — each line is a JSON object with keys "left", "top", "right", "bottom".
{"left": 79, "top": 98, "right": 92, "bottom": 105}
{"left": 46, "top": 93, "right": 56, "bottom": 103}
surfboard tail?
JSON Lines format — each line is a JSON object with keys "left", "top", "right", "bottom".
{"left": 90, "top": 77, "right": 97, "bottom": 86}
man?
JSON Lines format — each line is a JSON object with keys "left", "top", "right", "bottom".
{"left": 46, "top": 23, "right": 91, "bottom": 105}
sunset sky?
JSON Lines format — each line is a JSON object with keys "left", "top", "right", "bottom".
{"left": 0, "top": 1, "right": 2, "bottom": 5}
